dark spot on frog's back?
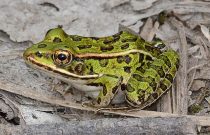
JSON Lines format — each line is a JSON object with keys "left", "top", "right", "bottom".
{"left": 100, "top": 46, "right": 114, "bottom": 52}
{"left": 121, "top": 84, "right": 126, "bottom": 91}
{"left": 53, "top": 37, "right": 62, "bottom": 43}
{"left": 121, "top": 43, "right": 129, "bottom": 50}
{"left": 71, "top": 36, "right": 82, "bottom": 41}
{"left": 103, "top": 39, "right": 113, "bottom": 44}
{"left": 124, "top": 55, "right": 132, "bottom": 64}
{"left": 139, "top": 53, "right": 144, "bottom": 62}
{"left": 124, "top": 66, "right": 131, "bottom": 73}
{"left": 117, "top": 56, "right": 124, "bottom": 63}
{"left": 136, "top": 66, "right": 145, "bottom": 73}
{"left": 145, "top": 45, "right": 154, "bottom": 52}
{"left": 90, "top": 37, "right": 100, "bottom": 40}
{"left": 103, "top": 36, "right": 120, "bottom": 44}
{"left": 145, "top": 55, "right": 152, "bottom": 61}
{"left": 113, "top": 35, "right": 120, "bottom": 41}
{"left": 77, "top": 45, "right": 92, "bottom": 50}
{"left": 37, "top": 44, "right": 47, "bottom": 48}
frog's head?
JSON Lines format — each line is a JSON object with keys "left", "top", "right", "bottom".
{"left": 23, "top": 28, "right": 98, "bottom": 81}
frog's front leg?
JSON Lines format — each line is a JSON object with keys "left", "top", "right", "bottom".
{"left": 88, "top": 75, "right": 122, "bottom": 107}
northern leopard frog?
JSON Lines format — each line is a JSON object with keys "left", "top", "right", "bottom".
{"left": 23, "top": 27, "right": 179, "bottom": 109}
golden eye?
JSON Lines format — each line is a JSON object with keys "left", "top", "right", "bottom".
{"left": 53, "top": 50, "right": 72, "bottom": 66}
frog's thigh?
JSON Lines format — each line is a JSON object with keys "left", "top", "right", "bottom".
{"left": 90, "top": 75, "right": 122, "bottom": 107}
{"left": 125, "top": 50, "right": 179, "bottom": 108}
{"left": 125, "top": 72, "right": 156, "bottom": 107}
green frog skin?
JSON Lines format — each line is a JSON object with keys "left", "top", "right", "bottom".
{"left": 23, "top": 27, "right": 179, "bottom": 108}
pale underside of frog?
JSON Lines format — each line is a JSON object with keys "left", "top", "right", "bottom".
{"left": 23, "top": 27, "right": 179, "bottom": 109}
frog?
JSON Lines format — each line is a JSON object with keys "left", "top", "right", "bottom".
{"left": 23, "top": 27, "right": 179, "bottom": 109}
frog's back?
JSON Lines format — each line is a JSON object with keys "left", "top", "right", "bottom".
{"left": 69, "top": 31, "right": 161, "bottom": 54}
{"left": 44, "top": 28, "right": 162, "bottom": 57}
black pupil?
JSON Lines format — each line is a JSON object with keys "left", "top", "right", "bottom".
{"left": 57, "top": 53, "right": 67, "bottom": 61}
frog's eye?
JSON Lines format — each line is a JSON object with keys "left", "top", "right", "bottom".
{"left": 53, "top": 50, "right": 72, "bottom": 66}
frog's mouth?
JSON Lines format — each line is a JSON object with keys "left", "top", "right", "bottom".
{"left": 24, "top": 55, "right": 101, "bottom": 81}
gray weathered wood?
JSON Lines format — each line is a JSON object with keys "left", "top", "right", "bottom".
{"left": 0, "top": 117, "right": 197, "bottom": 135}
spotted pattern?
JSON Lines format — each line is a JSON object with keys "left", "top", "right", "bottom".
{"left": 24, "top": 27, "right": 180, "bottom": 109}
{"left": 37, "top": 44, "right": 47, "bottom": 48}
{"left": 145, "top": 55, "right": 152, "bottom": 61}
{"left": 117, "top": 56, "right": 124, "bottom": 63}
{"left": 53, "top": 37, "right": 62, "bottom": 43}
{"left": 139, "top": 53, "right": 144, "bottom": 62}
{"left": 100, "top": 46, "right": 114, "bottom": 52}
{"left": 121, "top": 43, "right": 129, "bottom": 50}
{"left": 125, "top": 50, "right": 179, "bottom": 108}
{"left": 124, "top": 55, "right": 132, "bottom": 64}
{"left": 136, "top": 66, "right": 145, "bottom": 73}
{"left": 77, "top": 45, "right": 92, "bottom": 50}
{"left": 103, "top": 36, "right": 120, "bottom": 44}
{"left": 90, "top": 37, "right": 100, "bottom": 40}
{"left": 123, "top": 66, "right": 131, "bottom": 73}
{"left": 145, "top": 45, "right": 154, "bottom": 52}
{"left": 71, "top": 36, "right": 82, "bottom": 41}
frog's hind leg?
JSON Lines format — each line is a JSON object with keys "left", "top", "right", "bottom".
{"left": 88, "top": 75, "right": 123, "bottom": 107}
{"left": 125, "top": 50, "right": 179, "bottom": 108}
